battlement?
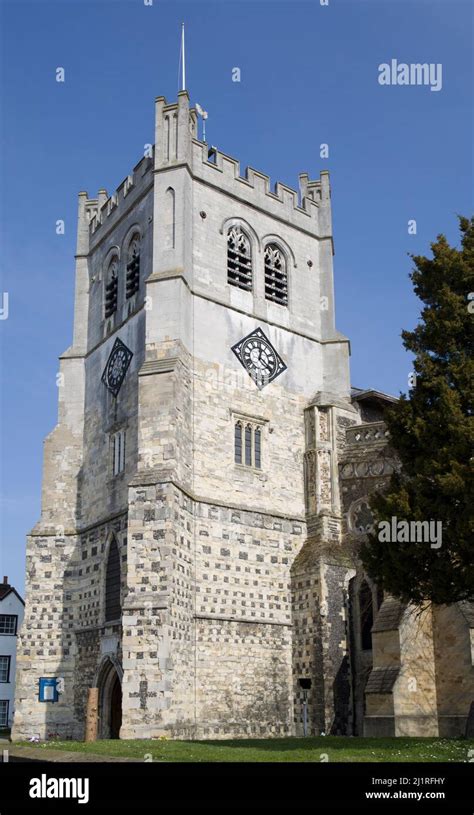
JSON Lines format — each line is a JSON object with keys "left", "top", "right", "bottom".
{"left": 77, "top": 154, "right": 154, "bottom": 254}
{"left": 191, "top": 139, "right": 330, "bottom": 234}
{"left": 153, "top": 91, "right": 332, "bottom": 238}
{"left": 78, "top": 92, "right": 333, "bottom": 254}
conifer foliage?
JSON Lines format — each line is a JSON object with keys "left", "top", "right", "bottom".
{"left": 361, "top": 217, "right": 474, "bottom": 604}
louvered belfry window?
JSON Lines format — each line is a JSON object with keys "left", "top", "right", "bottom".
{"left": 104, "top": 257, "right": 119, "bottom": 318}
{"left": 126, "top": 235, "right": 140, "bottom": 299}
{"left": 264, "top": 243, "right": 288, "bottom": 305}
{"left": 227, "top": 226, "right": 252, "bottom": 291}
{"left": 105, "top": 538, "right": 121, "bottom": 622}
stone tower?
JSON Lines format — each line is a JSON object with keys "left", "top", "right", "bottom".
{"left": 12, "top": 91, "right": 365, "bottom": 740}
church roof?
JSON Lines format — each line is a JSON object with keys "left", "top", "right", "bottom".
{"left": 372, "top": 597, "right": 406, "bottom": 632}
{"left": 365, "top": 667, "right": 400, "bottom": 694}
{"left": 351, "top": 387, "right": 398, "bottom": 404}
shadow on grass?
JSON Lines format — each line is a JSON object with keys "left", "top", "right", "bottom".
{"left": 190, "top": 736, "right": 470, "bottom": 753}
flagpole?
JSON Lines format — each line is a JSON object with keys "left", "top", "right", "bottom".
{"left": 181, "top": 23, "right": 186, "bottom": 91}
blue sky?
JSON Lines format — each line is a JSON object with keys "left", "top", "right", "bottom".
{"left": 0, "top": 0, "right": 472, "bottom": 592}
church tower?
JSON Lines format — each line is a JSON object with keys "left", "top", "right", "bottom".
{"left": 13, "top": 92, "right": 360, "bottom": 740}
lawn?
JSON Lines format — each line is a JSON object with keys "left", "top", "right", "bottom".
{"left": 19, "top": 736, "right": 474, "bottom": 762}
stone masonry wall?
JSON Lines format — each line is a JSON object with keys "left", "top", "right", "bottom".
{"left": 432, "top": 604, "right": 474, "bottom": 737}
{"left": 12, "top": 532, "right": 81, "bottom": 740}
{"left": 192, "top": 500, "right": 303, "bottom": 738}
{"left": 121, "top": 481, "right": 195, "bottom": 738}
{"left": 122, "top": 476, "right": 305, "bottom": 738}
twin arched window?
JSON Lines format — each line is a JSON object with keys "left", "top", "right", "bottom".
{"left": 103, "top": 233, "right": 141, "bottom": 321}
{"left": 226, "top": 226, "right": 288, "bottom": 305}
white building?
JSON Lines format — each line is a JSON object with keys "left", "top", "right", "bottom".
{"left": 0, "top": 577, "right": 24, "bottom": 729}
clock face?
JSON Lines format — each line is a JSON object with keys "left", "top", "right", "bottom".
{"left": 101, "top": 338, "right": 133, "bottom": 397}
{"left": 231, "top": 328, "right": 286, "bottom": 389}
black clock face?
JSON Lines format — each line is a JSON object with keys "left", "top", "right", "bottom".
{"left": 231, "top": 328, "right": 286, "bottom": 389}
{"left": 101, "top": 338, "right": 133, "bottom": 397}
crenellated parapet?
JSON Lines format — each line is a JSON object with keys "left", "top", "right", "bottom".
{"left": 85, "top": 155, "right": 154, "bottom": 242}
{"left": 150, "top": 91, "right": 332, "bottom": 239}
{"left": 78, "top": 91, "right": 331, "bottom": 262}
{"left": 190, "top": 140, "right": 330, "bottom": 237}
{"left": 76, "top": 88, "right": 333, "bottom": 267}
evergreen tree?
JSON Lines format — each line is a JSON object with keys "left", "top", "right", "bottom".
{"left": 361, "top": 217, "right": 474, "bottom": 604}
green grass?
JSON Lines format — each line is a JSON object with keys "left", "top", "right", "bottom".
{"left": 18, "top": 736, "right": 474, "bottom": 762}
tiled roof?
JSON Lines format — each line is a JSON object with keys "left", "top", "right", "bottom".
{"left": 365, "top": 667, "right": 400, "bottom": 694}
{"left": 372, "top": 597, "right": 406, "bottom": 632}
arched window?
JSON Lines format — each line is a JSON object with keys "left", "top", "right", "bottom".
{"left": 359, "top": 580, "right": 373, "bottom": 651}
{"left": 245, "top": 424, "right": 252, "bottom": 466}
{"left": 234, "top": 419, "right": 262, "bottom": 469}
{"left": 126, "top": 234, "right": 140, "bottom": 299}
{"left": 264, "top": 243, "right": 288, "bottom": 305}
{"left": 254, "top": 426, "right": 261, "bottom": 469}
{"left": 105, "top": 538, "right": 121, "bottom": 622}
{"left": 234, "top": 421, "right": 243, "bottom": 464}
{"left": 104, "top": 256, "right": 119, "bottom": 318}
{"left": 227, "top": 226, "right": 252, "bottom": 290}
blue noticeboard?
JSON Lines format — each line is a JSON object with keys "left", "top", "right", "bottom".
{"left": 39, "top": 677, "right": 59, "bottom": 703}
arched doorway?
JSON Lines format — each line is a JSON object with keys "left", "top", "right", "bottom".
{"left": 109, "top": 673, "right": 122, "bottom": 739}
{"left": 96, "top": 657, "right": 122, "bottom": 739}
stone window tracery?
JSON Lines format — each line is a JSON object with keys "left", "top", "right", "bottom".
{"left": 234, "top": 421, "right": 243, "bottom": 464}
{"left": 234, "top": 419, "right": 262, "bottom": 469}
{"left": 227, "top": 226, "right": 252, "bottom": 291}
{"left": 264, "top": 243, "right": 288, "bottom": 305}
{"left": 349, "top": 498, "right": 375, "bottom": 536}
{"left": 104, "top": 256, "right": 119, "bottom": 319}
{"left": 126, "top": 234, "right": 140, "bottom": 299}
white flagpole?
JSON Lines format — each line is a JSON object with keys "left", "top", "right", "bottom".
{"left": 181, "top": 23, "right": 186, "bottom": 91}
